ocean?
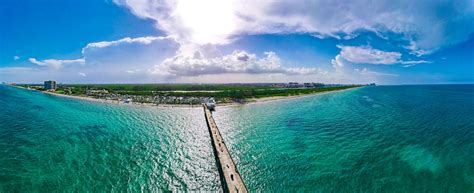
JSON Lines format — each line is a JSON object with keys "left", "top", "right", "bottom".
{"left": 0, "top": 85, "right": 473, "bottom": 192}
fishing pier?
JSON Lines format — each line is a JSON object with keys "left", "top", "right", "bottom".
{"left": 203, "top": 105, "right": 248, "bottom": 193}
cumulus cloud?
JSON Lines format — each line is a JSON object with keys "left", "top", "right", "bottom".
{"left": 113, "top": 0, "right": 238, "bottom": 44}
{"left": 151, "top": 50, "right": 324, "bottom": 76}
{"left": 331, "top": 54, "right": 345, "bottom": 69}
{"left": 78, "top": 72, "right": 86, "bottom": 77}
{"left": 13, "top": 56, "right": 20, "bottom": 60}
{"left": 29, "top": 58, "right": 85, "bottom": 69}
{"left": 336, "top": 45, "right": 431, "bottom": 66}
{"left": 6, "top": 0, "right": 471, "bottom": 84}
{"left": 80, "top": 36, "right": 326, "bottom": 79}
{"left": 338, "top": 45, "right": 401, "bottom": 65}
{"left": 114, "top": 0, "right": 474, "bottom": 51}
{"left": 35, "top": 0, "right": 466, "bottom": 83}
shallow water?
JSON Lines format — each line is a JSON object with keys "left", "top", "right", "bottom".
{"left": 1, "top": 85, "right": 473, "bottom": 192}
{"left": 0, "top": 85, "right": 220, "bottom": 191}
{"left": 213, "top": 85, "right": 474, "bottom": 192}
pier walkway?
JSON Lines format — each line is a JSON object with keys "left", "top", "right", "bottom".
{"left": 203, "top": 105, "right": 248, "bottom": 193}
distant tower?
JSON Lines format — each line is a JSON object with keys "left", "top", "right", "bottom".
{"left": 44, "top": 80, "right": 57, "bottom": 90}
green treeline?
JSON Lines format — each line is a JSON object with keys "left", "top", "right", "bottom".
{"left": 57, "top": 84, "right": 360, "bottom": 99}
{"left": 17, "top": 83, "right": 361, "bottom": 101}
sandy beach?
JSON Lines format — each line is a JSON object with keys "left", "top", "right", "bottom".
{"left": 11, "top": 85, "right": 359, "bottom": 109}
{"left": 34, "top": 86, "right": 361, "bottom": 109}
{"left": 42, "top": 91, "right": 204, "bottom": 109}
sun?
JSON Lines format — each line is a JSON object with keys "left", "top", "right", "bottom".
{"left": 175, "top": 0, "right": 237, "bottom": 44}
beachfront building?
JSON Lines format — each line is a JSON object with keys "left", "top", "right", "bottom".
{"left": 303, "top": 83, "right": 313, "bottom": 88}
{"left": 44, "top": 80, "right": 57, "bottom": 90}
{"left": 86, "top": 89, "right": 109, "bottom": 96}
{"left": 313, "top": 83, "right": 325, "bottom": 88}
{"left": 288, "top": 82, "right": 300, "bottom": 88}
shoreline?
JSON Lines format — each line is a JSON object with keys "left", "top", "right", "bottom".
{"left": 42, "top": 91, "right": 205, "bottom": 109}
{"left": 245, "top": 87, "right": 361, "bottom": 105}
{"left": 11, "top": 85, "right": 361, "bottom": 109}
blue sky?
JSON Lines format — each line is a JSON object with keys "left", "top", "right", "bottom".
{"left": 0, "top": 0, "right": 473, "bottom": 84}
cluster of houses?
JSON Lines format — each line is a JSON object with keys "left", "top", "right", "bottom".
{"left": 272, "top": 82, "right": 326, "bottom": 88}
{"left": 85, "top": 89, "right": 212, "bottom": 105}
{"left": 14, "top": 80, "right": 374, "bottom": 106}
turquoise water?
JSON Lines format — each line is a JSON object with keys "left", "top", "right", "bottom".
{"left": 0, "top": 86, "right": 220, "bottom": 191}
{"left": 1, "top": 85, "right": 474, "bottom": 192}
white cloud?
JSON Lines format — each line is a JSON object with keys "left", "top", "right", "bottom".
{"left": 401, "top": 60, "right": 432, "bottom": 68}
{"left": 13, "top": 56, "right": 20, "bottom": 60}
{"left": 126, "top": 69, "right": 146, "bottom": 74}
{"left": 338, "top": 45, "right": 401, "bottom": 65}
{"left": 28, "top": 58, "right": 45, "bottom": 65}
{"left": 25, "top": 36, "right": 178, "bottom": 72}
{"left": 114, "top": 0, "right": 474, "bottom": 51}
{"left": 81, "top": 36, "right": 170, "bottom": 54}
{"left": 19, "top": 35, "right": 398, "bottom": 84}
{"left": 400, "top": 60, "right": 431, "bottom": 65}
{"left": 404, "top": 40, "right": 433, "bottom": 57}
{"left": 151, "top": 50, "right": 324, "bottom": 76}
{"left": 113, "top": 0, "right": 237, "bottom": 45}
{"left": 337, "top": 45, "right": 431, "bottom": 66}
{"left": 76, "top": 34, "right": 328, "bottom": 80}
{"left": 285, "top": 67, "right": 326, "bottom": 76}
{"left": 354, "top": 68, "right": 399, "bottom": 77}
{"left": 331, "top": 54, "right": 345, "bottom": 69}
{"left": 7, "top": 0, "right": 471, "bottom": 84}
{"left": 29, "top": 58, "right": 85, "bottom": 69}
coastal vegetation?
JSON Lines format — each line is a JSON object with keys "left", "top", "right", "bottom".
{"left": 16, "top": 83, "right": 363, "bottom": 104}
